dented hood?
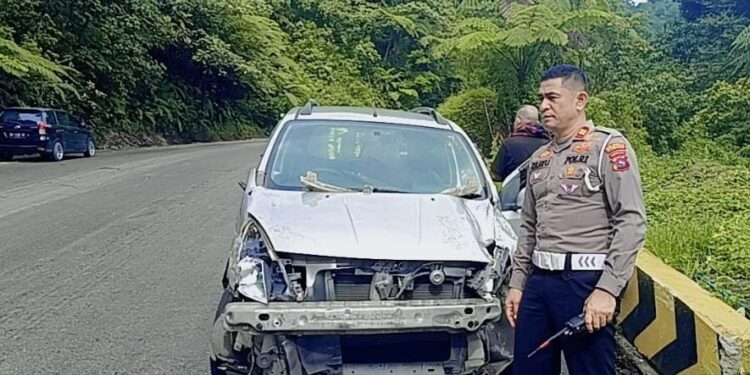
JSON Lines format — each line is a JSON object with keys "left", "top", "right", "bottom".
{"left": 246, "top": 188, "right": 493, "bottom": 263}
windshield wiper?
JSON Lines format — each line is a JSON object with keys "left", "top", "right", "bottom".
{"left": 300, "top": 171, "right": 355, "bottom": 193}
{"left": 455, "top": 192, "right": 483, "bottom": 199}
{"left": 441, "top": 178, "right": 483, "bottom": 199}
{"left": 367, "top": 187, "right": 412, "bottom": 194}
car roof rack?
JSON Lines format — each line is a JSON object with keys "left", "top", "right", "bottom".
{"left": 409, "top": 107, "right": 449, "bottom": 125}
{"left": 295, "top": 99, "right": 319, "bottom": 119}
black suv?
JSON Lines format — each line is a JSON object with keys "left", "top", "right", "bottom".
{"left": 0, "top": 107, "right": 96, "bottom": 161}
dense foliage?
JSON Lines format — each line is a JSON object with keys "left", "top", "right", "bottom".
{"left": 1, "top": 0, "right": 748, "bottom": 312}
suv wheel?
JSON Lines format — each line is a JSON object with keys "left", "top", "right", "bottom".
{"left": 84, "top": 138, "right": 96, "bottom": 157}
{"left": 47, "top": 141, "right": 64, "bottom": 162}
{"left": 0, "top": 151, "right": 11, "bottom": 161}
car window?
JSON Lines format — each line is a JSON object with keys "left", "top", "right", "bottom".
{"left": 44, "top": 111, "right": 58, "bottom": 125}
{"left": 499, "top": 160, "right": 529, "bottom": 211}
{"left": 266, "top": 120, "right": 487, "bottom": 197}
{"left": 0, "top": 110, "right": 43, "bottom": 125}
{"left": 56, "top": 112, "right": 73, "bottom": 127}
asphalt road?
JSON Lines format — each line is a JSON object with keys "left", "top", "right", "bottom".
{"left": 0, "top": 141, "right": 267, "bottom": 375}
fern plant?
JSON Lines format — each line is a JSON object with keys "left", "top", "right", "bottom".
{"left": 0, "top": 37, "right": 67, "bottom": 83}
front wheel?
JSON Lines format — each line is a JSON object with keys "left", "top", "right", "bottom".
{"left": 210, "top": 290, "right": 254, "bottom": 375}
{"left": 46, "top": 141, "right": 64, "bottom": 162}
{"left": 0, "top": 151, "right": 12, "bottom": 161}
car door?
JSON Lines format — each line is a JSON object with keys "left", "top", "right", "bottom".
{"left": 69, "top": 115, "right": 88, "bottom": 151}
{"left": 55, "top": 111, "right": 81, "bottom": 151}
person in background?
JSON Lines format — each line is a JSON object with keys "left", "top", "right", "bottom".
{"left": 490, "top": 105, "right": 550, "bottom": 182}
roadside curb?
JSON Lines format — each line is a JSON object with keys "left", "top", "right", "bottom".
{"left": 618, "top": 250, "right": 750, "bottom": 374}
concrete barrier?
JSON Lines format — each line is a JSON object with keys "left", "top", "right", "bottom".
{"left": 618, "top": 251, "right": 750, "bottom": 374}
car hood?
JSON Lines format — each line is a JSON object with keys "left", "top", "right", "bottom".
{"left": 246, "top": 188, "right": 494, "bottom": 263}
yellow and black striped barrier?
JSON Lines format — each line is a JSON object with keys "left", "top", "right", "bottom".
{"left": 618, "top": 251, "right": 750, "bottom": 374}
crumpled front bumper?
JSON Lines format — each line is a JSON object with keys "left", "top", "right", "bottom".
{"left": 218, "top": 298, "right": 502, "bottom": 335}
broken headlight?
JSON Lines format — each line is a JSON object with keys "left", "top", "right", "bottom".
{"left": 237, "top": 257, "right": 270, "bottom": 304}
{"left": 228, "top": 218, "right": 303, "bottom": 303}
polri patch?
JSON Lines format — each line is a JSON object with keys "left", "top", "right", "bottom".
{"left": 565, "top": 155, "right": 590, "bottom": 164}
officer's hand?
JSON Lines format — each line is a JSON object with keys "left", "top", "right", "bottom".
{"left": 583, "top": 289, "right": 616, "bottom": 333}
{"left": 505, "top": 288, "right": 523, "bottom": 328}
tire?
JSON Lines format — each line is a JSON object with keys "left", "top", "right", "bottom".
{"left": 0, "top": 151, "right": 11, "bottom": 161}
{"left": 210, "top": 290, "right": 252, "bottom": 375}
{"left": 46, "top": 141, "right": 64, "bottom": 162}
{"left": 84, "top": 138, "right": 96, "bottom": 157}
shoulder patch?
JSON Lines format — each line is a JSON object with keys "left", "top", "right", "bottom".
{"left": 605, "top": 141, "right": 630, "bottom": 172}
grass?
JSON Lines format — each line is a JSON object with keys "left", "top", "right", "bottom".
{"left": 641, "top": 156, "right": 750, "bottom": 314}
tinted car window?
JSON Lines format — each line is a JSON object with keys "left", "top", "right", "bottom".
{"left": 45, "top": 111, "right": 58, "bottom": 125}
{"left": 56, "top": 112, "right": 73, "bottom": 127}
{"left": 0, "top": 110, "right": 43, "bottom": 125}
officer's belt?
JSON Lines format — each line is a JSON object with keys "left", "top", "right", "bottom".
{"left": 532, "top": 250, "right": 606, "bottom": 271}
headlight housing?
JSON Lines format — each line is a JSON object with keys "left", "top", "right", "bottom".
{"left": 237, "top": 257, "right": 269, "bottom": 304}
{"left": 226, "top": 218, "right": 287, "bottom": 304}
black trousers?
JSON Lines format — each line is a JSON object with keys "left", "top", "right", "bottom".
{"left": 513, "top": 263, "right": 617, "bottom": 375}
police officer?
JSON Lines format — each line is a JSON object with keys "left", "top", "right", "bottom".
{"left": 504, "top": 65, "right": 647, "bottom": 374}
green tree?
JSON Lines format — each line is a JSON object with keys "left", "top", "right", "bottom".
{"left": 438, "top": 88, "right": 498, "bottom": 156}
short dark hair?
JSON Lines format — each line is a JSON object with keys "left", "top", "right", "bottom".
{"left": 541, "top": 64, "right": 589, "bottom": 92}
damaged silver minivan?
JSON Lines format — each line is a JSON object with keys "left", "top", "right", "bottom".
{"left": 210, "top": 103, "right": 520, "bottom": 375}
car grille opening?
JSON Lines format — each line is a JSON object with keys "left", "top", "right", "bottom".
{"left": 341, "top": 332, "right": 453, "bottom": 364}
{"left": 330, "top": 272, "right": 461, "bottom": 301}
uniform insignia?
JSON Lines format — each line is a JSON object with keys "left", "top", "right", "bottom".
{"left": 532, "top": 160, "right": 551, "bottom": 170}
{"left": 531, "top": 170, "right": 545, "bottom": 183}
{"left": 611, "top": 156, "right": 630, "bottom": 171}
{"left": 605, "top": 142, "right": 630, "bottom": 172}
{"left": 561, "top": 184, "right": 579, "bottom": 194}
{"left": 565, "top": 155, "right": 590, "bottom": 164}
{"left": 539, "top": 150, "right": 553, "bottom": 160}
{"left": 564, "top": 165, "right": 578, "bottom": 177}
{"left": 574, "top": 126, "right": 590, "bottom": 140}
{"left": 605, "top": 143, "right": 626, "bottom": 154}
{"left": 573, "top": 143, "right": 591, "bottom": 154}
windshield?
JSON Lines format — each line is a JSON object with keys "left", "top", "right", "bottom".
{"left": 266, "top": 120, "right": 488, "bottom": 197}
{"left": 0, "top": 110, "right": 43, "bottom": 125}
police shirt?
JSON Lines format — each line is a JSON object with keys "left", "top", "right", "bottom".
{"left": 508, "top": 121, "right": 647, "bottom": 297}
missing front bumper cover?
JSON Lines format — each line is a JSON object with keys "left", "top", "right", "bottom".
{"left": 221, "top": 298, "right": 502, "bottom": 335}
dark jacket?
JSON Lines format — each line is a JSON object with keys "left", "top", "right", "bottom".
{"left": 490, "top": 122, "right": 550, "bottom": 182}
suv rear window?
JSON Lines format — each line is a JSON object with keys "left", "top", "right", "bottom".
{"left": 0, "top": 110, "right": 43, "bottom": 125}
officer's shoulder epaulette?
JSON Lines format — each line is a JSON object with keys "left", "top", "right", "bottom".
{"left": 593, "top": 126, "right": 624, "bottom": 138}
